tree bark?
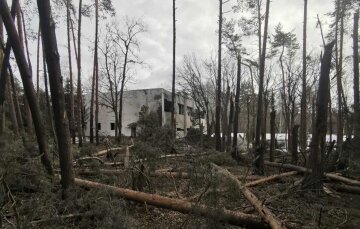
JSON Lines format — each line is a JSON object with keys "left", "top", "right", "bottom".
{"left": 353, "top": 10, "right": 360, "bottom": 139}
{"left": 211, "top": 163, "right": 286, "bottom": 229}
{"left": 233, "top": 55, "right": 241, "bottom": 150}
{"left": 37, "top": 0, "right": 75, "bottom": 190}
{"left": 0, "top": 0, "right": 53, "bottom": 175}
{"left": 227, "top": 93, "right": 234, "bottom": 152}
{"left": 270, "top": 92, "right": 276, "bottom": 162}
{"left": 302, "top": 42, "right": 335, "bottom": 190}
{"left": 66, "top": 0, "right": 75, "bottom": 144}
{"left": 74, "top": 177, "right": 267, "bottom": 228}
{"left": 94, "top": 0, "right": 99, "bottom": 145}
{"left": 215, "top": 0, "right": 223, "bottom": 151}
{"left": 300, "top": 0, "right": 308, "bottom": 153}
{"left": 171, "top": 0, "right": 176, "bottom": 135}
{"left": 222, "top": 84, "right": 230, "bottom": 152}
{"left": 76, "top": 0, "right": 83, "bottom": 147}
{"left": 291, "top": 125, "right": 299, "bottom": 164}
{"left": 17, "top": 4, "right": 32, "bottom": 134}
{"left": 254, "top": 0, "right": 270, "bottom": 175}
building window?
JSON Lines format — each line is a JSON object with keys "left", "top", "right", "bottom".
{"left": 177, "top": 128, "right": 184, "bottom": 131}
{"left": 178, "top": 104, "right": 184, "bottom": 115}
{"left": 110, "top": 123, "right": 115, "bottom": 130}
{"left": 187, "top": 106, "right": 193, "bottom": 116}
{"left": 164, "top": 99, "right": 172, "bottom": 112}
{"left": 97, "top": 123, "right": 101, "bottom": 130}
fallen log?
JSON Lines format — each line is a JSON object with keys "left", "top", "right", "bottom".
{"left": 103, "top": 152, "right": 212, "bottom": 166}
{"left": 264, "top": 161, "right": 360, "bottom": 187}
{"left": 325, "top": 183, "right": 360, "bottom": 195}
{"left": 76, "top": 168, "right": 264, "bottom": 182}
{"left": 211, "top": 163, "right": 287, "bottom": 229}
{"left": 245, "top": 171, "right": 298, "bottom": 188}
{"left": 76, "top": 157, "right": 104, "bottom": 165}
{"left": 73, "top": 177, "right": 267, "bottom": 228}
{"left": 93, "top": 147, "right": 124, "bottom": 157}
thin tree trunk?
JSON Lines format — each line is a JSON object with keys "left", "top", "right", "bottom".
{"left": 302, "top": 41, "right": 334, "bottom": 190}
{"left": 37, "top": 0, "right": 75, "bottom": 191}
{"left": 6, "top": 77, "right": 18, "bottom": 134}
{"left": 215, "top": 0, "right": 223, "bottom": 151}
{"left": 0, "top": 0, "right": 53, "bottom": 175}
{"left": 227, "top": 93, "right": 234, "bottom": 152}
{"left": 42, "top": 44, "right": 57, "bottom": 145}
{"left": 18, "top": 5, "right": 32, "bottom": 134}
{"left": 300, "top": 0, "right": 308, "bottom": 153}
{"left": 90, "top": 57, "right": 95, "bottom": 143}
{"left": 171, "top": 0, "right": 176, "bottom": 135}
{"left": 270, "top": 91, "right": 275, "bottom": 162}
{"left": 94, "top": 0, "right": 99, "bottom": 145}
{"left": 36, "top": 25, "right": 40, "bottom": 100}
{"left": 291, "top": 125, "right": 299, "bottom": 164}
{"left": 233, "top": 55, "right": 241, "bottom": 151}
{"left": 66, "top": 0, "right": 75, "bottom": 144}
{"left": 254, "top": 0, "right": 270, "bottom": 175}
{"left": 353, "top": 10, "right": 360, "bottom": 139}
{"left": 76, "top": 0, "right": 83, "bottom": 146}
{"left": 222, "top": 84, "right": 230, "bottom": 152}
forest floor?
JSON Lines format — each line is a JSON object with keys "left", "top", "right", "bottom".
{"left": 0, "top": 133, "right": 360, "bottom": 228}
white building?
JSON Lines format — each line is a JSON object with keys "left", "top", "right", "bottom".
{"left": 84, "top": 88, "right": 205, "bottom": 138}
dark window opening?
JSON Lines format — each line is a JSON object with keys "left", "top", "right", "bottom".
{"left": 187, "top": 106, "right": 193, "bottom": 116}
{"left": 177, "top": 128, "right": 184, "bottom": 131}
{"left": 97, "top": 123, "right": 101, "bottom": 130}
{"left": 131, "top": 126, "right": 137, "bottom": 138}
{"left": 178, "top": 104, "right": 184, "bottom": 115}
{"left": 110, "top": 123, "right": 115, "bottom": 130}
{"left": 164, "top": 99, "right": 172, "bottom": 112}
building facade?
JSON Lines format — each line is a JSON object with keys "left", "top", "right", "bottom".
{"left": 84, "top": 88, "right": 205, "bottom": 138}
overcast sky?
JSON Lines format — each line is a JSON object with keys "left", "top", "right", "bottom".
{"left": 18, "top": 0, "right": 338, "bottom": 92}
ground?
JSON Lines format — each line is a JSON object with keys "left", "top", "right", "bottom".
{"left": 0, "top": 134, "right": 359, "bottom": 228}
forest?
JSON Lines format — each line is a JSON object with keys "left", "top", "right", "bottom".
{"left": 0, "top": 0, "right": 359, "bottom": 228}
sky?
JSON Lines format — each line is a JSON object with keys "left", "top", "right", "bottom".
{"left": 12, "top": 0, "right": 340, "bottom": 92}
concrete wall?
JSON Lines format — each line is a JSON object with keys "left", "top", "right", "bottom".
{"left": 84, "top": 88, "right": 201, "bottom": 138}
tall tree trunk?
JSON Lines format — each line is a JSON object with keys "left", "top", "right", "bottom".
{"left": 0, "top": 13, "right": 5, "bottom": 136}
{"left": 66, "top": 0, "right": 75, "bottom": 144}
{"left": 6, "top": 78, "right": 18, "bottom": 134}
{"left": 36, "top": 25, "right": 40, "bottom": 99}
{"left": 254, "top": 0, "right": 270, "bottom": 175}
{"left": 42, "top": 44, "right": 57, "bottom": 145}
{"left": 353, "top": 10, "right": 360, "bottom": 139}
{"left": 300, "top": 0, "right": 308, "bottom": 153}
{"left": 222, "top": 84, "right": 230, "bottom": 152}
{"left": 94, "top": 0, "right": 99, "bottom": 145}
{"left": 118, "top": 49, "right": 129, "bottom": 143}
{"left": 335, "top": 0, "right": 344, "bottom": 157}
{"left": 17, "top": 4, "right": 32, "bottom": 134}
{"left": 233, "top": 55, "right": 241, "bottom": 151}
{"left": 227, "top": 93, "right": 234, "bottom": 152}
{"left": 0, "top": 0, "right": 53, "bottom": 175}
{"left": 9, "top": 66, "right": 24, "bottom": 136}
{"left": 215, "top": 0, "right": 222, "bottom": 151}
{"left": 90, "top": 57, "right": 95, "bottom": 143}
{"left": 76, "top": 0, "right": 83, "bottom": 146}
{"left": 270, "top": 91, "right": 275, "bottom": 162}
{"left": 171, "top": 0, "right": 176, "bottom": 135}
{"left": 302, "top": 41, "right": 334, "bottom": 190}
{"left": 37, "top": 0, "right": 75, "bottom": 191}
{"left": 291, "top": 125, "right": 299, "bottom": 164}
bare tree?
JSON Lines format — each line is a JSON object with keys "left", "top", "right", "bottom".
{"left": 171, "top": 0, "right": 176, "bottom": 135}
{"left": 113, "top": 17, "right": 145, "bottom": 142}
{"left": 353, "top": 10, "right": 359, "bottom": 139}
{"left": 300, "top": 0, "right": 308, "bottom": 153}
{"left": 254, "top": 0, "right": 270, "bottom": 175}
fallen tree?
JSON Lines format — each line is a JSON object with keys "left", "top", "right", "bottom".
{"left": 211, "top": 163, "right": 287, "bottom": 229}
{"left": 245, "top": 171, "right": 298, "bottom": 188}
{"left": 264, "top": 161, "right": 360, "bottom": 187}
{"left": 73, "top": 177, "right": 268, "bottom": 228}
